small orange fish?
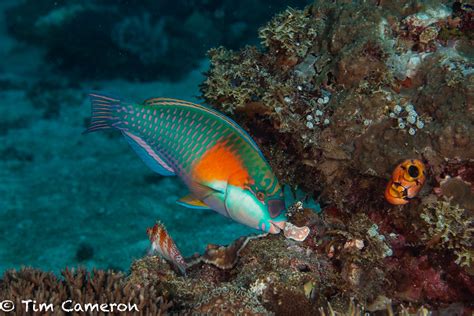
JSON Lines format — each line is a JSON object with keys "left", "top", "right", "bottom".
{"left": 147, "top": 222, "right": 187, "bottom": 275}
{"left": 385, "top": 159, "right": 426, "bottom": 205}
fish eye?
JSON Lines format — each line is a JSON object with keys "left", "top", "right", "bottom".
{"left": 408, "top": 165, "right": 419, "bottom": 178}
{"left": 256, "top": 191, "right": 265, "bottom": 201}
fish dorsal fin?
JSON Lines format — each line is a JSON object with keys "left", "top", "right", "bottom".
{"left": 144, "top": 97, "right": 198, "bottom": 107}
{"left": 177, "top": 194, "right": 211, "bottom": 210}
{"left": 122, "top": 131, "right": 175, "bottom": 176}
{"left": 142, "top": 98, "right": 268, "bottom": 162}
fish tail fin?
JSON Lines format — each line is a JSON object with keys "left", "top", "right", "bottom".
{"left": 83, "top": 92, "right": 124, "bottom": 134}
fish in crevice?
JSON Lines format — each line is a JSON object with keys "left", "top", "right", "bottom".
{"left": 385, "top": 159, "right": 426, "bottom": 205}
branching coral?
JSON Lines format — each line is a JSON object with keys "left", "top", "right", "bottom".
{"left": 0, "top": 268, "right": 172, "bottom": 315}
{"left": 202, "top": 7, "right": 328, "bottom": 141}
{"left": 420, "top": 197, "right": 474, "bottom": 267}
{"left": 203, "top": 45, "right": 326, "bottom": 148}
{"left": 259, "top": 8, "right": 322, "bottom": 59}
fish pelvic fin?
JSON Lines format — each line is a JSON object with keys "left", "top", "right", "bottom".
{"left": 83, "top": 92, "right": 124, "bottom": 134}
{"left": 177, "top": 194, "right": 211, "bottom": 210}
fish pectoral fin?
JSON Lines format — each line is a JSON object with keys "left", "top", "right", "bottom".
{"left": 146, "top": 247, "right": 155, "bottom": 256}
{"left": 189, "top": 180, "right": 226, "bottom": 199}
{"left": 196, "top": 181, "right": 225, "bottom": 194}
{"left": 177, "top": 194, "right": 212, "bottom": 210}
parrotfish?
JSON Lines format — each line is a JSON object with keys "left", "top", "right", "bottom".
{"left": 85, "top": 93, "right": 309, "bottom": 241}
{"left": 147, "top": 222, "right": 187, "bottom": 275}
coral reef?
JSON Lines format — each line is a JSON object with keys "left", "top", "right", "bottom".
{"left": 1, "top": 203, "right": 472, "bottom": 314}
{"left": 122, "top": 203, "right": 472, "bottom": 314}
{"left": 198, "top": 0, "right": 474, "bottom": 313}
{"left": 201, "top": 0, "right": 473, "bottom": 208}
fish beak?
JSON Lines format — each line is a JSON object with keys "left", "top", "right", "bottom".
{"left": 269, "top": 221, "right": 286, "bottom": 234}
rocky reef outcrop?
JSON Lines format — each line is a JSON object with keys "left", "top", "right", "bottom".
{"left": 122, "top": 203, "right": 471, "bottom": 314}
{"left": 202, "top": 0, "right": 473, "bottom": 211}
{"left": 202, "top": 0, "right": 474, "bottom": 313}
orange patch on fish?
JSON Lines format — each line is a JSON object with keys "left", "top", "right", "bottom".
{"left": 385, "top": 180, "right": 409, "bottom": 205}
{"left": 159, "top": 228, "right": 167, "bottom": 248}
{"left": 192, "top": 140, "right": 250, "bottom": 187}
